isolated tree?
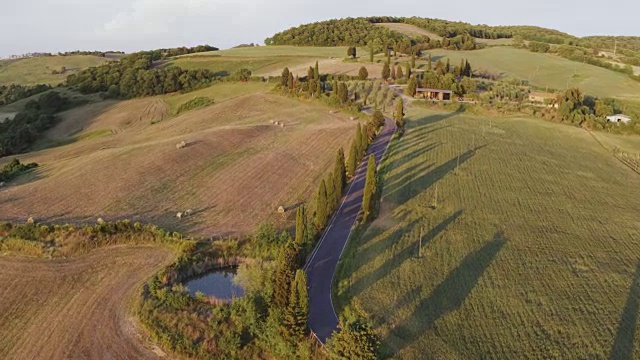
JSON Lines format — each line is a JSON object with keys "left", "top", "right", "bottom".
{"left": 307, "top": 66, "right": 314, "bottom": 82}
{"left": 381, "top": 62, "right": 390, "bottom": 81}
{"left": 394, "top": 98, "right": 405, "bottom": 132}
{"left": 347, "top": 139, "right": 358, "bottom": 178}
{"left": 314, "top": 179, "right": 329, "bottom": 231}
{"left": 338, "top": 82, "right": 349, "bottom": 104}
{"left": 281, "top": 67, "right": 290, "bottom": 87}
{"left": 273, "top": 240, "right": 297, "bottom": 309}
{"left": 348, "top": 46, "right": 357, "bottom": 59}
{"left": 405, "top": 62, "right": 412, "bottom": 79}
{"left": 445, "top": 58, "right": 451, "bottom": 73}
{"left": 284, "top": 270, "right": 309, "bottom": 339}
{"left": 369, "top": 46, "right": 374, "bottom": 63}
{"left": 427, "top": 54, "right": 432, "bottom": 71}
{"left": 411, "top": 55, "right": 416, "bottom": 69}
{"left": 362, "top": 154, "right": 378, "bottom": 223}
{"left": 464, "top": 60, "right": 472, "bottom": 77}
{"left": 391, "top": 65, "right": 396, "bottom": 80}
{"left": 358, "top": 66, "right": 369, "bottom": 80}
{"left": 396, "top": 66, "right": 404, "bottom": 80}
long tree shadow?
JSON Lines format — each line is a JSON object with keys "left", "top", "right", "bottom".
{"left": 610, "top": 261, "right": 640, "bottom": 360}
{"left": 387, "top": 230, "right": 507, "bottom": 353}
{"left": 385, "top": 145, "right": 485, "bottom": 205}
{"left": 349, "top": 210, "right": 463, "bottom": 299}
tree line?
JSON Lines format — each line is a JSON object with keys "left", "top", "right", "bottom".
{"left": 0, "top": 91, "right": 67, "bottom": 157}
{"left": 66, "top": 50, "right": 218, "bottom": 98}
{"left": 0, "top": 83, "right": 52, "bottom": 107}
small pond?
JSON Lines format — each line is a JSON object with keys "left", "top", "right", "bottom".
{"left": 184, "top": 266, "right": 245, "bottom": 300}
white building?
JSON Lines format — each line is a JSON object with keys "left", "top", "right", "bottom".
{"left": 606, "top": 114, "right": 632, "bottom": 124}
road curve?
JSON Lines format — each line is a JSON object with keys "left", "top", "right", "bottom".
{"left": 305, "top": 113, "right": 396, "bottom": 343}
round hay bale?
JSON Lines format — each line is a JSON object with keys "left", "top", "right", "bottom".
{"left": 97, "top": 218, "right": 105, "bottom": 225}
{"left": 280, "top": 123, "right": 285, "bottom": 127}
{"left": 277, "top": 206, "right": 285, "bottom": 214}
{"left": 274, "top": 121, "right": 279, "bottom": 125}
{"left": 27, "top": 217, "right": 35, "bottom": 224}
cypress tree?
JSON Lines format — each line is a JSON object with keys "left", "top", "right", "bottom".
{"left": 405, "top": 62, "right": 412, "bottom": 79}
{"left": 391, "top": 65, "right": 396, "bottom": 80}
{"left": 287, "top": 72, "right": 294, "bottom": 90}
{"left": 295, "top": 205, "right": 307, "bottom": 248}
{"left": 334, "top": 148, "right": 346, "bottom": 191}
{"left": 314, "top": 61, "right": 319, "bottom": 80}
{"left": 397, "top": 65, "right": 403, "bottom": 80}
{"left": 411, "top": 55, "right": 416, "bottom": 69}
{"left": 347, "top": 139, "right": 358, "bottom": 178}
{"left": 282, "top": 67, "right": 290, "bottom": 87}
{"left": 284, "top": 270, "right": 309, "bottom": 339}
{"left": 314, "top": 179, "right": 329, "bottom": 231}
{"left": 307, "top": 66, "right": 314, "bottom": 81}
{"left": 355, "top": 122, "right": 364, "bottom": 157}
{"left": 274, "top": 240, "right": 297, "bottom": 309}
{"left": 382, "top": 62, "right": 390, "bottom": 81}
{"left": 362, "top": 154, "right": 378, "bottom": 223}
{"left": 445, "top": 58, "right": 451, "bottom": 73}
{"left": 459, "top": 59, "right": 465, "bottom": 77}
{"left": 395, "top": 98, "right": 405, "bottom": 132}
{"left": 428, "top": 54, "right": 432, "bottom": 71}
{"left": 359, "top": 123, "right": 369, "bottom": 155}
{"left": 369, "top": 46, "right": 374, "bottom": 63}
{"left": 326, "top": 172, "right": 336, "bottom": 213}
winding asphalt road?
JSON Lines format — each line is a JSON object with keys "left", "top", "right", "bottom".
{"left": 305, "top": 111, "right": 396, "bottom": 343}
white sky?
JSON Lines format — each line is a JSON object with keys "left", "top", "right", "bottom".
{"left": 0, "top": 0, "right": 638, "bottom": 57}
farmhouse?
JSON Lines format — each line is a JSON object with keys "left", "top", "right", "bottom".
{"left": 416, "top": 88, "right": 452, "bottom": 101}
{"left": 528, "top": 92, "right": 556, "bottom": 103}
{"left": 606, "top": 114, "right": 632, "bottom": 124}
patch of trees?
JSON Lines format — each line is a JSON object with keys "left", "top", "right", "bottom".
{"left": 0, "top": 83, "right": 52, "bottom": 107}
{"left": 176, "top": 97, "right": 214, "bottom": 114}
{"left": 66, "top": 51, "right": 217, "bottom": 98}
{"left": 0, "top": 91, "right": 67, "bottom": 157}
{"left": 528, "top": 41, "right": 551, "bottom": 53}
{"left": 0, "top": 158, "right": 38, "bottom": 183}
{"left": 56, "top": 50, "right": 123, "bottom": 57}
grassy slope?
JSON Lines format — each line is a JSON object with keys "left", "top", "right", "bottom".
{"left": 0, "top": 55, "right": 110, "bottom": 86}
{"left": 335, "top": 106, "right": 640, "bottom": 358}
{"left": 166, "top": 45, "right": 377, "bottom": 79}
{"left": 423, "top": 47, "right": 640, "bottom": 101}
{"left": 0, "top": 83, "right": 356, "bottom": 236}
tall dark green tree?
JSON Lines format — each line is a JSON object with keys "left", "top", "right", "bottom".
{"left": 369, "top": 46, "right": 374, "bottom": 63}
{"left": 281, "top": 67, "right": 290, "bottom": 87}
{"left": 358, "top": 66, "right": 369, "bottom": 80}
{"left": 283, "top": 270, "right": 309, "bottom": 339}
{"left": 381, "top": 62, "right": 390, "bottom": 81}
{"left": 314, "top": 179, "right": 329, "bottom": 231}
{"left": 428, "top": 54, "right": 432, "bottom": 71}
{"left": 326, "top": 171, "right": 337, "bottom": 213}
{"left": 405, "top": 62, "right": 412, "bottom": 79}
{"left": 397, "top": 65, "right": 404, "bottom": 80}
{"left": 411, "top": 55, "right": 416, "bottom": 69}
{"left": 287, "top": 72, "right": 294, "bottom": 89}
{"left": 295, "top": 205, "right": 307, "bottom": 249}
{"left": 395, "top": 98, "right": 405, "bottom": 132}
{"left": 362, "top": 154, "right": 378, "bottom": 223}
{"left": 273, "top": 239, "right": 297, "bottom": 309}
{"left": 445, "top": 58, "right": 451, "bottom": 73}
{"left": 326, "top": 320, "right": 380, "bottom": 360}
{"left": 314, "top": 61, "right": 320, "bottom": 80}
{"left": 391, "top": 65, "right": 396, "bottom": 80}
{"left": 405, "top": 76, "right": 417, "bottom": 97}
{"left": 334, "top": 147, "right": 346, "bottom": 192}
{"left": 338, "top": 82, "right": 349, "bottom": 104}
{"left": 347, "top": 139, "right": 358, "bottom": 178}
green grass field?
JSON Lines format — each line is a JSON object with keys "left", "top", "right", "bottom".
{"left": 335, "top": 106, "right": 640, "bottom": 358}
{"left": 162, "top": 81, "right": 273, "bottom": 114}
{"left": 0, "top": 55, "right": 110, "bottom": 86}
{"left": 422, "top": 47, "right": 640, "bottom": 101}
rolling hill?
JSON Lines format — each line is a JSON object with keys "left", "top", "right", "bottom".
{"left": 0, "top": 55, "right": 111, "bottom": 86}
{"left": 0, "top": 82, "right": 357, "bottom": 236}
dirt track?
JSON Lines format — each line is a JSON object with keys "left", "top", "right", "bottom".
{"left": 0, "top": 246, "right": 174, "bottom": 360}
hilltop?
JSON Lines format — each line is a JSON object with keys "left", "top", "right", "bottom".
{"left": 0, "top": 55, "right": 111, "bottom": 86}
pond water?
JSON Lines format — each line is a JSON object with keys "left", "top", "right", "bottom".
{"left": 184, "top": 267, "right": 244, "bottom": 300}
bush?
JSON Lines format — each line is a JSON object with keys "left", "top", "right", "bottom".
{"left": 176, "top": 96, "right": 214, "bottom": 114}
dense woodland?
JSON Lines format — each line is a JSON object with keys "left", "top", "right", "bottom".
{"left": 66, "top": 50, "right": 218, "bottom": 98}
{"left": 0, "top": 91, "right": 66, "bottom": 157}
{"left": 0, "top": 83, "right": 52, "bottom": 107}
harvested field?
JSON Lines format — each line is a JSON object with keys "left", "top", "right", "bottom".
{"left": 335, "top": 107, "right": 640, "bottom": 358}
{"left": 0, "top": 246, "right": 173, "bottom": 360}
{"left": 0, "top": 85, "right": 356, "bottom": 236}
